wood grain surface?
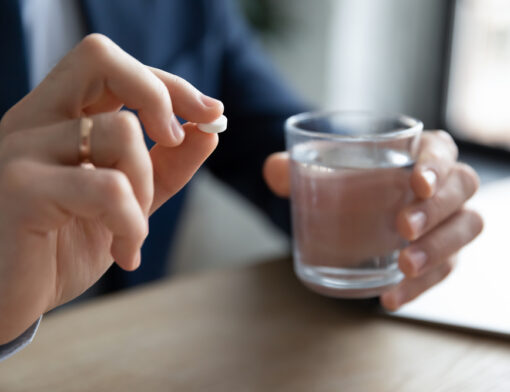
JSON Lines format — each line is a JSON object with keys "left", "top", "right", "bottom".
{"left": 1, "top": 260, "right": 509, "bottom": 391}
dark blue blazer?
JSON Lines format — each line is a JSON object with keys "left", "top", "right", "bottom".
{"left": 1, "top": 0, "right": 306, "bottom": 290}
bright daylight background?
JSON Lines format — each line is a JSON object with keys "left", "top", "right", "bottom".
{"left": 170, "top": 0, "right": 510, "bottom": 275}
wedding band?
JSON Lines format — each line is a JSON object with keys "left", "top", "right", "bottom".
{"left": 78, "top": 117, "right": 93, "bottom": 164}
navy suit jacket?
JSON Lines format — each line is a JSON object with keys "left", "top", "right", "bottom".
{"left": 1, "top": 0, "right": 307, "bottom": 290}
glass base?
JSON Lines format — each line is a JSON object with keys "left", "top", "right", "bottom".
{"left": 295, "top": 260, "right": 404, "bottom": 299}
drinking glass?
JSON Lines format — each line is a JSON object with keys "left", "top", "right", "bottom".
{"left": 286, "top": 111, "right": 423, "bottom": 298}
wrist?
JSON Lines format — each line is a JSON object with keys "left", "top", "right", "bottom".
{"left": 0, "top": 292, "right": 47, "bottom": 345}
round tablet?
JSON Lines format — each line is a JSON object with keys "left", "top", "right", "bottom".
{"left": 197, "top": 115, "right": 228, "bottom": 134}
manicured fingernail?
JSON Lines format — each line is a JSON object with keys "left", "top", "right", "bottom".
{"left": 421, "top": 169, "right": 437, "bottom": 190}
{"left": 408, "top": 211, "right": 426, "bottom": 238}
{"left": 200, "top": 94, "right": 222, "bottom": 108}
{"left": 407, "top": 248, "right": 427, "bottom": 275}
{"left": 170, "top": 115, "right": 185, "bottom": 142}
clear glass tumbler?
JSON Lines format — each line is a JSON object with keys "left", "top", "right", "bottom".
{"left": 286, "top": 111, "right": 423, "bottom": 298}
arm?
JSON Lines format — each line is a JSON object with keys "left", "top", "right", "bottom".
{"left": 205, "top": 2, "right": 482, "bottom": 311}
{"left": 0, "top": 34, "right": 222, "bottom": 349}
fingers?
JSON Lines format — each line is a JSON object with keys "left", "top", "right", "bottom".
{"left": 0, "top": 160, "right": 147, "bottom": 270}
{"left": 399, "top": 209, "right": 483, "bottom": 277}
{"left": 2, "top": 113, "right": 221, "bottom": 220}
{"left": 149, "top": 67, "right": 224, "bottom": 123}
{"left": 150, "top": 123, "right": 218, "bottom": 214}
{"left": 263, "top": 152, "right": 290, "bottom": 197}
{"left": 39, "top": 34, "right": 179, "bottom": 145}
{"left": 262, "top": 132, "right": 458, "bottom": 201}
{"left": 262, "top": 132, "right": 460, "bottom": 201}
{"left": 380, "top": 257, "right": 457, "bottom": 311}
{"left": 2, "top": 112, "right": 154, "bottom": 216}
{"left": 383, "top": 132, "right": 482, "bottom": 310}
{"left": 411, "top": 131, "right": 458, "bottom": 198}
{"left": 397, "top": 163, "right": 479, "bottom": 240}
{"left": 12, "top": 34, "right": 222, "bottom": 147}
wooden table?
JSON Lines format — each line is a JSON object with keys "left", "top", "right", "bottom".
{"left": 1, "top": 260, "right": 509, "bottom": 391}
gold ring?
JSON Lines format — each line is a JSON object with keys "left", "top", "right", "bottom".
{"left": 79, "top": 117, "right": 93, "bottom": 165}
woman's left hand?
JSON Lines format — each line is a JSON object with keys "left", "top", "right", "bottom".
{"left": 263, "top": 130, "right": 483, "bottom": 310}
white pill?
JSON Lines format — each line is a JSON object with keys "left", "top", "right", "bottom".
{"left": 197, "top": 115, "right": 228, "bottom": 134}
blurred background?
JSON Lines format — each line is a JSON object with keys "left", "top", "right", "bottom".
{"left": 171, "top": 0, "right": 510, "bottom": 276}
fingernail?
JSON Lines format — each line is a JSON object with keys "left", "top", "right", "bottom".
{"left": 200, "top": 94, "right": 222, "bottom": 108}
{"left": 407, "top": 248, "right": 427, "bottom": 275}
{"left": 408, "top": 211, "right": 426, "bottom": 238}
{"left": 421, "top": 169, "right": 437, "bottom": 189}
{"left": 170, "top": 115, "right": 185, "bottom": 142}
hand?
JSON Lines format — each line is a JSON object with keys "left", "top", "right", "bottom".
{"left": 0, "top": 34, "right": 223, "bottom": 343}
{"left": 263, "top": 131, "right": 483, "bottom": 310}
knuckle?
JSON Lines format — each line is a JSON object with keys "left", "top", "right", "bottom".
{"left": 423, "top": 193, "right": 444, "bottom": 226}
{"left": 119, "top": 212, "right": 146, "bottom": 242}
{"left": 463, "top": 208, "right": 484, "bottom": 236}
{"left": 166, "top": 72, "right": 190, "bottom": 91}
{"left": 435, "top": 129, "right": 456, "bottom": 146}
{"left": 169, "top": 73, "right": 194, "bottom": 93}
{"left": 432, "top": 130, "right": 458, "bottom": 159}
{"left": 455, "top": 163, "right": 480, "bottom": 196}
{"left": 96, "top": 170, "right": 146, "bottom": 239}
{"left": 133, "top": 219, "right": 148, "bottom": 242}
{"left": 137, "top": 75, "right": 172, "bottom": 116}
{"left": 151, "top": 78, "right": 171, "bottom": 108}
{"left": 99, "top": 170, "right": 132, "bottom": 205}
{"left": 113, "top": 111, "right": 143, "bottom": 146}
{"left": 422, "top": 233, "right": 445, "bottom": 260}
{"left": 433, "top": 130, "right": 454, "bottom": 144}
{"left": 79, "top": 34, "right": 115, "bottom": 60}
{"left": 166, "top": 72, "right": 181, "bottom": 85}
{"left": 163, "top": 74, "right": 202, "bottom": 105}
{"left": 423, "top": 148, "right": 443, "bottom": 164}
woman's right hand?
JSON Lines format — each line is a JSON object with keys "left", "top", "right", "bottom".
{"left": 0, "top": 34, "right": 223, "bottom": 344}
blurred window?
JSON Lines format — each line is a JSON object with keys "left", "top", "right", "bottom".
{"left": 446, "top": 0, "right": 510, "bottom": 148}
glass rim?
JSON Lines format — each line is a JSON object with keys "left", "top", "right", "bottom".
{"left": 285, "top": 110, "right": 423, "bottom": 142}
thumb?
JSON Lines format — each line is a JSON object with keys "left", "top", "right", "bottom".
{"left": 149, "top": 122, "right": 218, "bottom": 214}
{"left": 263, "top": 152, "right": 291, "bottom": 198}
